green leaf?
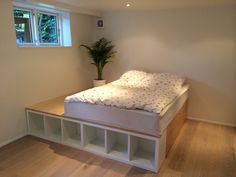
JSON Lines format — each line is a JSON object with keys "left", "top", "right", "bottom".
{"left": 80, "top": 38, "right": 116, "bottom": 80}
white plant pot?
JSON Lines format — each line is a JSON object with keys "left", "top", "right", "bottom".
{"left": 93, "top": 80, "right": 106, "bottom": 87}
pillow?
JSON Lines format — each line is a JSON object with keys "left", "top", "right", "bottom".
{"left": 120, "top": 70, "right": 147, "bottom": 81}
{"left": 114, "top": 70, "right": 148, "bottom": 88}
{"left": 116, "top": 70, "right": 185, "bottom": 90}
{"left": 149, "top": 73, "right": 185, "bottom": 91}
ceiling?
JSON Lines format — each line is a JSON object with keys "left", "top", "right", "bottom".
{"left": 53, "top": 0, "right": 236, "bottom": 12}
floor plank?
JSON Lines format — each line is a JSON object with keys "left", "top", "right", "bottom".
{"left": 0, "top": 120, "right": 235, "bottom": 177}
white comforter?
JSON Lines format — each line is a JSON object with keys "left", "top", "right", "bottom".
{"left": 65, "top": 71, "right": 185, "bottom": 114}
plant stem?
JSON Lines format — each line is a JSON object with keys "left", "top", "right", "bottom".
{"left": 97, "top": 66, "right": 103, "bottom": 80}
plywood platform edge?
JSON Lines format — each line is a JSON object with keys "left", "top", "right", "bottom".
{"left": 26, "top": 95, "right": 69, "bottom": 116}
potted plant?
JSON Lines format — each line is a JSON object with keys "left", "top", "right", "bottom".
{"left": 80, "top": 38, "right": 115, "bottom": 87}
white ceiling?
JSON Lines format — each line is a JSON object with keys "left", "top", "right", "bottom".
{"left": 54, "top": 0, "right": 236, "bottom": 12}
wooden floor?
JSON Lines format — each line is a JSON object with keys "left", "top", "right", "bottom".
{"left": 0, "top": 120, "right": 235, "bottom": 177}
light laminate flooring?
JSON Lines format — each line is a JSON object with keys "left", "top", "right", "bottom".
{"left": 0, "top": 120, "right": 235, "bottom": 177}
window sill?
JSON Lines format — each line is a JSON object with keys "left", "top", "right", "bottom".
{"left": 17, "top": 45, "right": 72, "bottom": 48}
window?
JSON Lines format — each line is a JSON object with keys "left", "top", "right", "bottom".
{"left": 14, "top": 9, "right": 33, "bottom": 44}
{"left": 38, "top": 13, "right": 59, "bottom": 44}
{"left": 13, "top": 1, "right": 72, "bottom": 47}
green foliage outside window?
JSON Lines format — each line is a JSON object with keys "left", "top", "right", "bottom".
{"left": 13, "top": 8, "right": 60, "bottom": 45}
{"left": 14, "top": 9, "right": 30, "bottom": 18}
{"left": 38, "top": 13, "right": 58, "bottom": 43}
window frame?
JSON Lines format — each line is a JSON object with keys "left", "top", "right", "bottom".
{"left": 14, "top": 7, "right": 36, "bottom": 46}
{"left": 36, "top": 10, "right": 61, "bottom": 46}
{"left": 13, "top": 5, "right": 63, "bottom": 47}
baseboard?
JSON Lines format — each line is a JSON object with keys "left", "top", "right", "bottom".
{"left": 187, "top": 116, "right": 236, "bottom": 128}
{"left": 0, "top": 133, "right": 27, "bottom": 148}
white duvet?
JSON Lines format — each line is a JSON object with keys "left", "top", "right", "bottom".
{"left": 65, "top": 71, "right": 185, "bottom": 114}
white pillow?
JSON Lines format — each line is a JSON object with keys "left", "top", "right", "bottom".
{"left": 114, "top": 70, "right": 147, "bottom": 88}
{"left": 117, "top": 71, "right": 185, "bottom": 90}
{"left": 120, "top": 70, "right": 147, "bottom": 81}
{"left": 149, "top": 73, "right": 185, "bottom": 91}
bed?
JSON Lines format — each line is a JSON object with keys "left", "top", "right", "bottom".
{"left": 64, "top": 71, "right": 189, "bottom": 137}
{"left": 25, "top": 71, "right": 189, "bottom": 172}
{"left": 63, "top": 71, "right": 190, "bottom": 171}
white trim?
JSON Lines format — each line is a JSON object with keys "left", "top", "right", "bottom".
{"left": 187, "top": 116, "right": 236, "bottom": 128}
{"left": 0, "top": 133, "right": 27, "bottom": 148}
{"left": 13, "top": 0, "right": 101, "bottom": 17}
{"left": 13, "top": 0, "right": 68, "bottom": 14}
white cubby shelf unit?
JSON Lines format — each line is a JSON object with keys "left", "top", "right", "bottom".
{"left": 26, "top": 109, "right": 166, "bottom": 172}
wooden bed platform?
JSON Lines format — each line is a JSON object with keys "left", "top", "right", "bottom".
{"left": 27, "top": 95, "right": 67, "bottom": 116}
{"left": 26, "top": 95, "right": 188, "bottom": 172}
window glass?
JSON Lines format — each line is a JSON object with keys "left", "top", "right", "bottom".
{"left": 38, "top": 13, "right": 58, "bottom": 44}
{"left": 14, "top": 9, "right": 33, "bottom": 44}
{"left": 12, "top": 3, "right": 72, "bottom": 47}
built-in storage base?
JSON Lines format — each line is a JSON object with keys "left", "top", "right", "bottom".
{"left": 26, "top": 110, "right": 166, "bottom": 172}
{"left": 130, "top": 136, "right": 156, "bottom": 169}
{"left": 63, "top": 120, "right": 81, "bottom": 148}
{"left": 26, "top": 95, "right": 187, "bottom": 173}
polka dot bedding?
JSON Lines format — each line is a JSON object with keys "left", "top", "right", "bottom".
{"left": 65, "top": 70, "right": 185, "bottom": 114}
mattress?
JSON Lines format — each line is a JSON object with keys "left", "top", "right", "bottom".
{"left": 64, "top": 86, "right": 189, "bottom": 137}
{"left": 65, "top": 72, "right": 186, "bottom": 115}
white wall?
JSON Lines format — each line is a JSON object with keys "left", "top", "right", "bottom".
{"left": 0, "top": 0, "right": 96, "bottom": 145}
{"left": 0, "top": 1, "right": 235, "bottom": 147}
{"left": 96, "top": 6, "right": 236, "bottom": 126}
